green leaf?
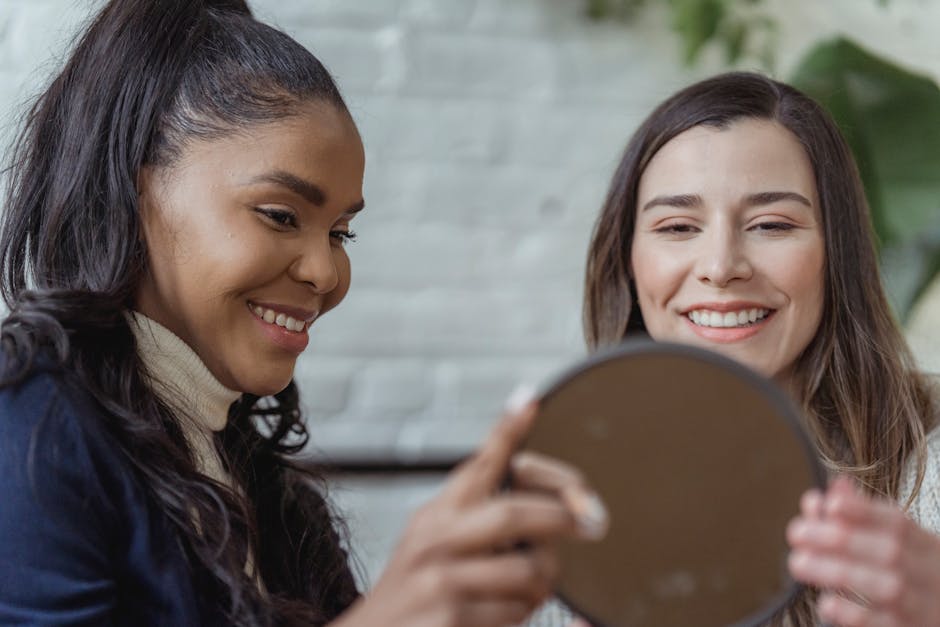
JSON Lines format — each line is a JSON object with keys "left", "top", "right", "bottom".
{"left": 722, "top": 19, "right": 748, "bottom": 64}
{"left": 585, "top": 0, "right": 649, "bottom": 21}
{"left": 586, "top": 0, "right": 609, "bottom": 19}
{"left": 790, "top": 37, "right": 940, "bottom": 319}
{"left": 670, "top": 0, "right": 727, "bottom": 65}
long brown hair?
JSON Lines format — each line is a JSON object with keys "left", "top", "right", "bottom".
{"left": 583, "top": 71, "right": 936, "bottom": 624}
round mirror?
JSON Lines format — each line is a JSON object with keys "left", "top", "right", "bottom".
{"left": 524, "top": 340, "right": 824, "bottom": 627}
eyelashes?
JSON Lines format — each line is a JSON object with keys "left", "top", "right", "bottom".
{"left": 330, "top": 230, "right": 357, "bottom": 244}
{"left": 255, "top": 207, "right": 297, "bottom": 229}
{"left": 752, "top": 222, "right": 795, "bottom": 232}
{"left": 654, "top": 224, "right": 696, "bottom": 234}
{"left": 255, "top": 207, "right": 357, "bottom": 244}
{"left": 652, "top": 221, "right": 797, "bottom": 235}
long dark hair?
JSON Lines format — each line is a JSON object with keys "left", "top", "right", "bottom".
{"left": 1, "top": 0, "right": 358, "bottom": 624}
{"left": 583, "top": 71, "right": 937, "bottom": 625}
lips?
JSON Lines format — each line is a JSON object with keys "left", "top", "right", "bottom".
{"left": 247, "top": 301, "right": 319, "bottom": 334}
{"left": 246, "top": 301, "right": 319, "bottom": 354}
{"left": 681, "top": 301, "right": 776, "bottom": 342}
{"left": 687, "top": 307, "right": 771, "bottom": 328}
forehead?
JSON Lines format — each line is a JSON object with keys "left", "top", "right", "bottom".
{"left": 638, "top": 118, "right": 817, "bottom": 204}
{"left": 169, "top": 101, "right": 365, "bottom": 192}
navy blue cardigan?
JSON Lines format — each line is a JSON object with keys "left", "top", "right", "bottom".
{"left": 0, "top": 364, "right": 221, "bottom": 625}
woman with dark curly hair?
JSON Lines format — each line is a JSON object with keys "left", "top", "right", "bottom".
{"left": 0, "top": 1, "right": 606, "bottom": 625}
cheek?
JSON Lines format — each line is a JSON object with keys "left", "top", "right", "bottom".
{"left": 777, "top": 240, "right": 825, "bottom": 312}
{"left": 142, "top": 213, "right": 209, "bottom": 299}
{"left": 630, "top": 239, "right": 683, "bottom": 305}
{"left": 192, "top": 230, "right": 270, "bottom": 293}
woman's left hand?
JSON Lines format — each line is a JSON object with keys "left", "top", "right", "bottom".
{"left": 787, "top": 475, "right": 940, "bottom": 626}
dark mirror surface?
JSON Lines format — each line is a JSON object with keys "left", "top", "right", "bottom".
{"left": 524, "top": 341, "right": 824, "bottom": 627}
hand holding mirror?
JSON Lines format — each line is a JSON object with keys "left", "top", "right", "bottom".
{"left": 522, "top": 340, "right": 825, "bottom": 627}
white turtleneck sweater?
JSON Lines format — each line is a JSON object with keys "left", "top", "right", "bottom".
{"left": 128, "top": 311, "right": 268, "bottom": 588}
{"left": 128, "top": 312, "right": 242, "bottom": 486}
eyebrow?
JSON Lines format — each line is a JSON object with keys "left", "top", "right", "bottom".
{"left": 745, "top": 191, "right": 812, "bottom": 208}
{"left": 640, "top": 194, "right": 701, "bottom": 212}
{"left": 641, "top": 191, "right": 812, "bottom": 212}
{"left": 246, "top": 170, "right": 365, "bottom": 215}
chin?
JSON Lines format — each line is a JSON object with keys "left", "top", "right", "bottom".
{"left": 252, "top": 379, "right": 294, "bottom": 397}
{"left": 234, "top": 370, "right": 295, "bottom": 398}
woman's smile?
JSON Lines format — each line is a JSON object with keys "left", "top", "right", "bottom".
{"left": 681, "top": 301, "right": 777, "bottom": 343}
{"left": 247, "top": 301, "right": 318, "bottom": 354}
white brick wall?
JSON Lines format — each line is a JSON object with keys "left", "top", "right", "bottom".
{"left": 2, "top": 0, "right": 938, "bottom": 595}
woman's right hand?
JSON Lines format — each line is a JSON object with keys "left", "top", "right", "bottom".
{"left": 333, "top": 390, "right": 609, "bottom": 627}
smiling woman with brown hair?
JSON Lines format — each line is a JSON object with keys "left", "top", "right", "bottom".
{"left": 0, "top": 1, "right": 607, "bottom": 625}
{"left": 583, "top": 71, "right": 940, "bottom": 626}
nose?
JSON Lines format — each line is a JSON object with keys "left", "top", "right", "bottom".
{"left": 694, "top": 226, "right": 753, "bottom": 288}
{"left": 289, "top": 237, "right": 340, "bottom": 294}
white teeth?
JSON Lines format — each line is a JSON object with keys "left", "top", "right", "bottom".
{"left": 687, "top": 308, "right": 770, "bottom": 328}
{"left": 250, "top": 304, "right": 308, "bottom": 333}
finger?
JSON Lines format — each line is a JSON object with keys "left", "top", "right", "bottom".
{"left": 446, "top": 545, "right": 559, "bottom": 604}
{"left": 568, "top": 620, "right": 593, "bottom": 627}
{"left": 787, "top": 518, "right": 903, "bottom": 567}
{"left": 823, "top": 482, "right": 905, "bottom": 532}
{"left": 511, "top": 452, "right": 609, "bottom": 540}
{"left": 455, "top": 598, "right": 535, "bottom": 627}
{"left": 801, "top": 488, "right": 825, "bottom": 520}
{"left": 818, "top": 592, "right": 898, "bottom": 627}
{"left": 445, "top": 387, "right": 538, "bottom": 505}
{"left": 788, "top": 551, "right": 901, "bottom": 606}
{"left": 443, "top": 493, "right": 580, "bottom": 553}
{"left": 511, "top": 451, "right": 585, "bottom": 492}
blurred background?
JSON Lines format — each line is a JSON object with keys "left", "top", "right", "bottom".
{"left": 1, "top": 0, "right": 938, "bottom": 590}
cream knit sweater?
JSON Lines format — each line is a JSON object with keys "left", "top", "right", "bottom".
{"left": 900, "top": 422, "right": 940, "bottom": 534}
{"left": 128, "top": 312, "right": 241, "bottom": 485}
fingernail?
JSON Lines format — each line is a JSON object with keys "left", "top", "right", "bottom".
{"left": 504, "top": 383, "right": 537, "bottom": 414}
{"left": 569, "top": 491, "right": 609, "bottom": 540}
{"left": 789, "top": 550, "right": 813, "bottom": 571}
